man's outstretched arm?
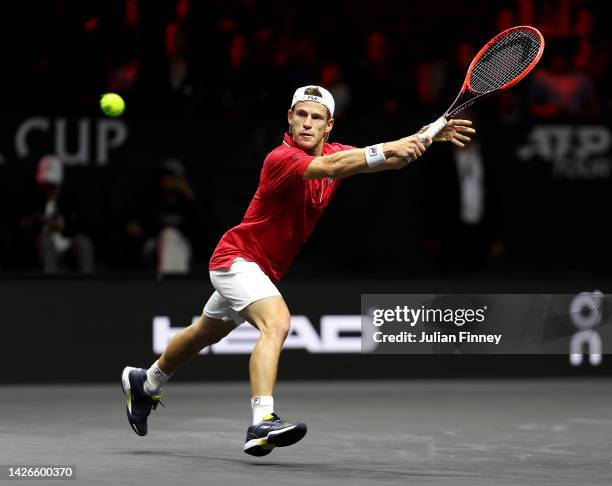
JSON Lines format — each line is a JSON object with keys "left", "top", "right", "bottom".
{"left": 303, "top": 119, "right": 475, "bottom": 179}
{"left": 303, "top": 134, "right": 428, "bottom": 180}
{"left": 361, "top": 119, "right": 476, "bottom": 173}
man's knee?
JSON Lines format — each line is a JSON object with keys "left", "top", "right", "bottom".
{"left": 240, "top": 296, "right": 291, "bottom": 343}
{"left": 256, "top": 313, "right": 291, "bottom": 342}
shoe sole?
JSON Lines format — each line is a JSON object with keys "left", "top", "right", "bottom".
{"left": 121, "top": 366, "right": 146, "bottom": 437}
{"left": 243, "top": 423, "right": 307, "bottom": 457}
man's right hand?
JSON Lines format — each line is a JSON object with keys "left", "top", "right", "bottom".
{"left": 384, "top": 134, "right": 430, "bottom": 162}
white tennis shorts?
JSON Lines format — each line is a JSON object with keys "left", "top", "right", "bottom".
{"left": 203, "top": 257, "right": 281, "bottom": 326}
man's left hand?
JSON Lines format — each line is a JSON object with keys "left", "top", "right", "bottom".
{"left": 420, "top": 119, "right": 476, "bottom": 147}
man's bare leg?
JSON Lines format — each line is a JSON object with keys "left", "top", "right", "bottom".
{"left": 240, "top": 296, "right": 306, "bottom": 455}
{"left": 157, "top": 315, "right": 236, "bottom": 374}
{"left": 122, "top": 314, "right": 236, "bottom": 436}
{"left": 240, "top": 296, "right": 291, "bottom": 397}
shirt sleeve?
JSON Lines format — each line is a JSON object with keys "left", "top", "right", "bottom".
{"left": 262, "top": 147, "right": 315, "bottom": 193}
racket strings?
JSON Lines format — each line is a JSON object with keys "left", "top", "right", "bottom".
{"left": 469, "top": 28, "right": 542, "bottom": 94}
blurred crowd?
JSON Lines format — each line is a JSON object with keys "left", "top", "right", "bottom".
{"left": 1, "top": 0, "right": 610, "bottom": 275}
{"left": 15, "top": 0, "right": 611, "bottom": 121}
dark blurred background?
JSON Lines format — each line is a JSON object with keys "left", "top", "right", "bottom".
{"left": 0, "top": 0, "right": 611, "bottom": 280}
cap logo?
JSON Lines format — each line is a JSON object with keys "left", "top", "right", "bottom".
{"left": 291, "top": 85, "right": 335, "bottom": 117}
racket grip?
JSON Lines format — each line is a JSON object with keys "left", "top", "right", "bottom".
{"left": 418, "top": 117, "right": 447, "bottom": 145}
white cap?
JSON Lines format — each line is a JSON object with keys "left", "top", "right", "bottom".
{"left": 291, "top": 85, "right": 335, "bottom": 117}
{"left": 36, "top": 155, "right": 64, "bottom": 185}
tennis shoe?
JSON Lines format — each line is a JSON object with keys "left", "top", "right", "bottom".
{"left": 121, "top": 366, "right": 163, "bottom": 436}
{"left": 243, "top": 413, "right": 307, "bottom": 456}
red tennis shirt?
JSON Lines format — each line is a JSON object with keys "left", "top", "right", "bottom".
{"left": 209, "top": 133, "right": 354, "bottom": 282}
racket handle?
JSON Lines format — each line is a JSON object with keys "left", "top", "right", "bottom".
{"left": 418, "top": 117, "right": 447, "bottom": 145}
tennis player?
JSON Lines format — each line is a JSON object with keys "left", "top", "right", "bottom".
{"left": 122, "top": 86, "right": 475, "bottom": 456}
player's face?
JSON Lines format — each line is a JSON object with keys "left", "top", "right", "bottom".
{"left": 288, "top": 102, "right": 334, "bottom": 154}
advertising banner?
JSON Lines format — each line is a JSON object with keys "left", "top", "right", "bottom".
{"left": 1, "top": 278, "right": 611, "bottom": 383}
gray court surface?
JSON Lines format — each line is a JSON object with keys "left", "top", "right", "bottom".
{"left": 1, "top": 379, "right": 611, "bottom": 486}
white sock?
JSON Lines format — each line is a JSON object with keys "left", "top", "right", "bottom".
{"left": 144, "top": 361, "right": 171, "bottom": 395}
{"left": 251, "top": 396, "right": 274, "bottom": 424}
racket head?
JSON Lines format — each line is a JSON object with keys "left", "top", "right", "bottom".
{"left": 464, "top": 26, "right": 545, "bottom": 95}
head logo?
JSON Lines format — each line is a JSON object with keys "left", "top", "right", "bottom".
{"left": 153, "top": 315, "right": 362, "bottom": 355}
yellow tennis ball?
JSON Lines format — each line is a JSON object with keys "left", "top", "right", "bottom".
{"left": 100, "top": 93, "right": 125, "bottom": 117}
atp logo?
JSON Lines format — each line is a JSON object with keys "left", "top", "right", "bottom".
{"left": 517, "top": 125, "right": 611, "bottom": 179}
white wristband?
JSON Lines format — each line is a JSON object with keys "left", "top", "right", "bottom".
{"left": 365, "top": 143, "right": 386, "bottom": 167}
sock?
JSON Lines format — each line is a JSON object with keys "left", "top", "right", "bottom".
{"left": 144, "top": 361, "right": 172, "bottom": 395}
{"left": 251, "top": 396, "right": 274, "bottom": 424}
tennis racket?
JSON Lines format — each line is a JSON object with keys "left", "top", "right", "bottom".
{"left": 419, "top": 25, "right": 545, "bottom": 143}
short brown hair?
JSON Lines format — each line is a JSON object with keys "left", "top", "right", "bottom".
{"left": 304, "top": 87, "right": 323, "bottom": 97}
{"left": 299, "top": 87, "right": 331, "bottom": 118}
